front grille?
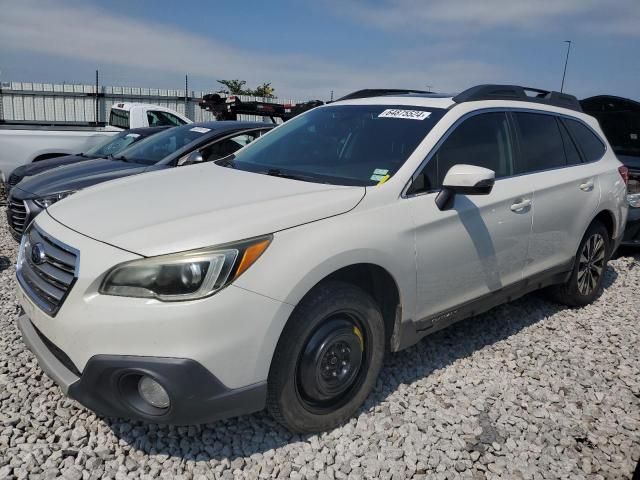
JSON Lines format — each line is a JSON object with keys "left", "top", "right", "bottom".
{"left": 8, "top": 199, "right": 28, "bottom": 234}
{"left": 17, "top": 225, "right": 79, "bottom": 316}
{"left": 8, "top": 174, "right": 21, "bottom": 188}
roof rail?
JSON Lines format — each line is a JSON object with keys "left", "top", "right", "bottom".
{"left": 453, "top": 84, "right": 582, "bottom": 112}
{"left": 336, "top": 89, "right": 431, "bottom": 101}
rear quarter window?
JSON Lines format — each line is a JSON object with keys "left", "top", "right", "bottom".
{"left": 513, "top": 112, "right": 566, "bottom": 173}
{"left": 563, "top": 118, "right": 606, "bottom": 162}
{"left": 109, "top": 109, "right": 130, "bottom": 129}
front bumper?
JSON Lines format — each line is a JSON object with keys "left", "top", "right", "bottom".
{"left": 18, "top": 315, "right": 267, "bottom": 424}
{"left": 622, "top": 207, "right": 640, "bottom": 246}
{"left": 15, "top": 212, "right": 295, "bottom": 423}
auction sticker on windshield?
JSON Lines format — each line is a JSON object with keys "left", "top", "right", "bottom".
{"left": 378, "top": 109, "right": 431, "bottom": 120}
{"left": 190, "top": 127, "right": 211, "bottom": 133}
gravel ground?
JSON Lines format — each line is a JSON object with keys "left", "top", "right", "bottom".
{"left": 0, "top": 212, "right": 639, "bottom": 480}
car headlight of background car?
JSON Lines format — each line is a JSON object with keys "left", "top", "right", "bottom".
{"left": 627, "top": 177, "right": 640, "bottom": 208}
{"left": 100, "top": 236, "right": 272, "bottom": 301}
{"left": 33, "top": 190, "right": 76, "bottom": 208}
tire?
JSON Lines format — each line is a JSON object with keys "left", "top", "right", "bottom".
{"left": 267, "top": 281, "right": 386, "bottom": 433}
{"left": 547, "top": 220, "right": 610, "bottom": 307}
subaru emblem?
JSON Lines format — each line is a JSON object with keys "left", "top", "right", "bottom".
{"left": 31, "top": 243, "right": 46, "bottom": 265}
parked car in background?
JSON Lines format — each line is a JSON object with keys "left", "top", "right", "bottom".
{"left": 0, "top": 103, "right": 191, "bottom": 183}
{"left": 5, "top": 126, "right": 170, "bottom": 194}
{"left": 581, "top": 95, "right": 640, "bottom": 246}
{"left": 7, "top": 121, "right": 273, "bottom": 240}
{"left": 14, "top": 85, "right": 628, "bottom": 433}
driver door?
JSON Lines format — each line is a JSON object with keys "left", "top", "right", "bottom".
{"left": 406, "top": 111, "right": 533, "bottom": 328}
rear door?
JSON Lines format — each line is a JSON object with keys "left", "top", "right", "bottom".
{"left": 407, "top": 111, "right": 534, "bottom": 325}
{"left": 511, "top": 111, "right": 603, "bottom": 277}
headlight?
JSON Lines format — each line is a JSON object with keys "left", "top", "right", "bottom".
{"left": 100, "top": 236, "right": 272, "bottom": 301}
{"left": 34, "top": 191, "right": 76, "bottom": 208}
{"left": 628, "top": 178, "right": 640, "bottom": 208}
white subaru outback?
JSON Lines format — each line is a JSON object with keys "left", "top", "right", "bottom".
{"left": 16, "top": 85, "right": 628, "bottom": 433}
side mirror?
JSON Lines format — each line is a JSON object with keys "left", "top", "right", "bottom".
{"left": 435, "top": 164, "right": 495, "bottom": 211}
{"left": 178, "top": 151, "right": 204, "bottom": 166}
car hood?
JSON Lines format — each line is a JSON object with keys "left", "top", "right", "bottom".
{"left": 47, "top": 163, "right": 366, "bottom": 256}
{"left": 11, "top": 154, "right": 94, "bottom": 179}
{"left": 13, "top": 158, "right": 150, "bottom": 199}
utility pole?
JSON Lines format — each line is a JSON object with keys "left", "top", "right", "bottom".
{"left": 185, "top": 74, "right": 189, "bottom": 119}
{"left": 95, "top": 69, "right": 99, "bottom": 125}
{"left": 560, "top": 40, "right": 572, "bottom": 93}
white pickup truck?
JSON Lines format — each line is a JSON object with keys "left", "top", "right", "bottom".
{"left": 0, "top": 103, "right": 191, "bottom": 181}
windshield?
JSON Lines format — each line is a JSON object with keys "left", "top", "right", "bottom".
{"left": 116, "top": 124, "right": 211, "bottom": 165}
{"left": 231, "top": 104, "right": 446, "bottom": 186}
{"left": 84, "top": 131, "right": 144, "bottom": 157}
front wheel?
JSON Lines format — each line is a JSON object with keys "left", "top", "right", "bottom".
{"left": 548, "top": 220, "right": 610, "bottom": 307}
{"left": 267, "top": 281, "right": 385, "bottom": 433}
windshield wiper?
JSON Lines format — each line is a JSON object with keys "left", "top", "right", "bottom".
{"left": 112, "top": 155, "right": 128, "bottom": 162}
{"left": 263, "top": 168, "right": 318, "bottom": 183}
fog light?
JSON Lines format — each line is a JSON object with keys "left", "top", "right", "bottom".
{"left": 137, "top": 376, "right": 170, "bottom": 409}
{"left": 628, "top": 193, "right": 640, "bottom": 208}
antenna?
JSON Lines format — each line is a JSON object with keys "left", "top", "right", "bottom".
{"left": 560, "top": 40, "right": 572, "bottom": 93}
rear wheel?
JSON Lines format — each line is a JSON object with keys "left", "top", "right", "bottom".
{"left": 267, "top": 281, "right": 385, "bottom": 433}
{"left": 548, "top": 221, "right": 610, "bottom": 307}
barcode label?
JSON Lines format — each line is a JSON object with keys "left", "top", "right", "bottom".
{"left": 378, "top": 109, "right": 431, "bottom": 120}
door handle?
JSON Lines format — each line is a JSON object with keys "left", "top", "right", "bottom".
{"left": 510, "top": 198, "right": 532, "bottom": 212}
{"left": 579, "top": 180, "right": 595, "bottom": 192}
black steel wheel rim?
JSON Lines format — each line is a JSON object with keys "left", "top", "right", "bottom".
{"left": 296, "top": 314, "right": 368, "bottom": 413}
{"left": 577, "top": 232, "right": 605, "bottom": 295}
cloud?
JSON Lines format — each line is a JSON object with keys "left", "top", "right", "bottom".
{"left": 0, "top": 0, "right": 511, "bottom": 99}
{"left": 330, "top": 0, "right": 640, "bottom": 36}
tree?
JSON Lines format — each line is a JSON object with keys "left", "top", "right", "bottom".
{"left": 216, "top": 79, "right": 276, "bottom": 98}
{"left": 251, "top": 82, "right": 275, "bottom": 98}
{"left": 217, "top": 79, "right": 249, "bottom": 95}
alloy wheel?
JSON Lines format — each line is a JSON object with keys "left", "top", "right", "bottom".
{"left": 577, "top": 233, "right": 606, "bottom": 295}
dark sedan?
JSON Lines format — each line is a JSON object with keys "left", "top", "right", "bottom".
{"left": 6, "top": 126, "right": 170, "bottom": 193}
{"left": 7, "top": 121, "right": 274, "bottom": 240}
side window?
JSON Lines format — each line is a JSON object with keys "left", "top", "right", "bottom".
{"left": 513, "top": 112, "right": 566, "bottom": 173}
{"left": 558, "top": 121, "right": 582, "bottom": 166}
{"left": 201, "top": 131, "right": 261, "bottom": 162}
{"left": 563, "top": 119, "right": 606, "bottom": 163}
{"left": 147, "top": 111, "right": 186, "bottom": 127}
{"left": 409, "top": 112, "right": 513, "bottom": 193}
{"left": 162, "top": 112, "right": 188, "bottom": 126}
{"left": 147, "top": 111, "right": 161, "bottom": 127}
